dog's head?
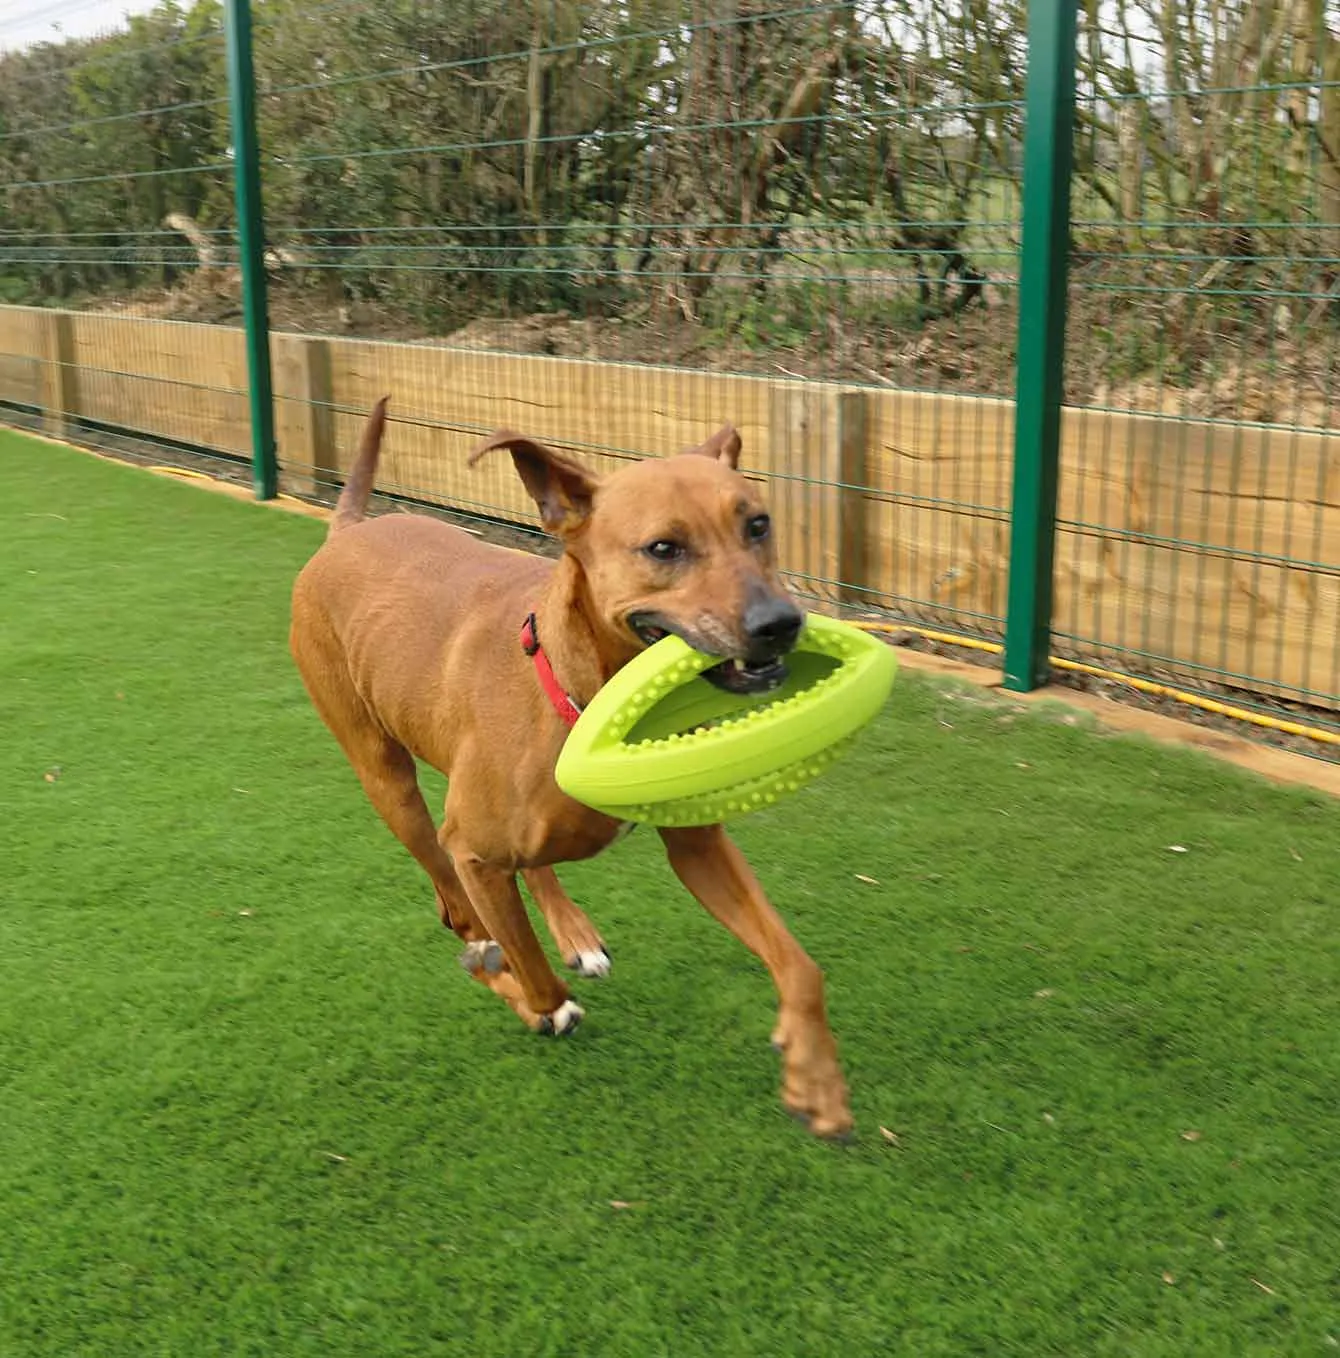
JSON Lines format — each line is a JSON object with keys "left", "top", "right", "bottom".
{"left": 470, "top": 425, "right": 801, "bottom": 694}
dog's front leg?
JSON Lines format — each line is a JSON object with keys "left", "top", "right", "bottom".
{"left": 659, "top": 825, "right": 852, "bottom": 1138}
{"left": 451, "top": 855, "right": 585, "bottom": 1036}
{"left": 522, "top": 867, "right": 611, "bottom": 979}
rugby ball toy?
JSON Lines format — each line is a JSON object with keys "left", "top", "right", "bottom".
{"left": 554, "top": 614, "right": 896, "bottom": 826}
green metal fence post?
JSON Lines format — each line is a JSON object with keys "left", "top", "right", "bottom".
{"left": 1002, "top": 0, "right": 1078, "bottom": 691}
{"left": 223, "top": 0, "right": 278, "bottom": 501}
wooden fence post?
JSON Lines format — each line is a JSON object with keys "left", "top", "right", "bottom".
{"left": 274, "top": 334, "right": 336, "bottom": 497}
{"left": 41, "top": 311, "right": 78, "bottom": 438}
{"left": 769, "top": 384, "right": 870, "bottom": 615}
{"left": 836, "top": 389, "right": 870, "bottom": 608}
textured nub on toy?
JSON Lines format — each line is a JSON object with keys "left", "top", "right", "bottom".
{"left": 554, "top": 614, "right": 897, "bottom": 826}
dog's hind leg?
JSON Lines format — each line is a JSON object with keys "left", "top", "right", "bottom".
{"left": 522, "top": 868, "right": 611, "bottom": 978}
{"left": 332, "top": 722, "right": 491, "bottom": 951}
{"left": 291, "top": 627, "right": 490, "bottom": 951}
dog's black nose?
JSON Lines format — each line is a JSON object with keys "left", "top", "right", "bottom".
{"left": 743, "top": 596, "right": 803, "bottom": 660}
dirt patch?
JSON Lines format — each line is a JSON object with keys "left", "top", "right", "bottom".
{"left": 72, "top": 192, "right": 1340, "bottom": 417}
{"left": 81, "top": 264, "right": 1340, "bottom": 428}
{"left": 67, "top": 272, "right": 1024, "bottom": 395}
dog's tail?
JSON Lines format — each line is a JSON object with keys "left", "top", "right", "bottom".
{"left": 329, "top": 396, "right": 389, "bottom": 535}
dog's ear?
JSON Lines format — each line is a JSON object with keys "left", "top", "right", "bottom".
{"left": 470, "top": 430, "right": 599, "bottom": 535}
{"left": 680, "top": 423, "right": 741, "bottom": 469}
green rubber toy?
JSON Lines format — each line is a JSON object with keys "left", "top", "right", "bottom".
{"left": 554, "top": 614, "right": 897, "bottom": 826}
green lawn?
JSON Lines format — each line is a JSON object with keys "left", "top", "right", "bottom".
{"left": 2, "top": 427, "right": 1337, "bottom": 1356}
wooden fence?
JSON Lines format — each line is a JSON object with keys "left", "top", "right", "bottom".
{"left": 2, "top": 304, "right": 1336, "bottom": 709}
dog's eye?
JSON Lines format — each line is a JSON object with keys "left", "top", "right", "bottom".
{"left": 644, "top": 539, "right": 686, "bottom": 564}
{"left": 745, "top": 514, "right": 771, "bottom": 544}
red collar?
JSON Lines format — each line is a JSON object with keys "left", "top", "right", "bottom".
{"left": 521, "top": 613, "right": 583, "bottom": 729}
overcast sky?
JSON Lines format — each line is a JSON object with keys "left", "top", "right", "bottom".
{"left": 0, "top": 0, "right": 158, "bottom": 53}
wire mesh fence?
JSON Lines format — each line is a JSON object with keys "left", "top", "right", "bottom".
{"left": 0, "top": 2, "right": 242, "bottom": 467}
{"left": 1057, "top": 0, "right": 1340, "bottom": 733}
{"left": 1, "top": 0, "right": 1337, "bottom": 752}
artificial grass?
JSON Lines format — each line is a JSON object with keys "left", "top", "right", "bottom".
{"left": 2, "top": 426, "right": 1338, "bottom": 1357}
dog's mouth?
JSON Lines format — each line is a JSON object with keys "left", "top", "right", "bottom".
{"left": 701, "top": 655, "right": 789, "bottom": 695}
{"left": 628, "top": 615, "right": 789, "bottom": 696}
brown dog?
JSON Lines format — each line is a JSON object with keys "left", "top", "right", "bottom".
{"left": 290, "top": 399, "right": 851, "bottom": 1137}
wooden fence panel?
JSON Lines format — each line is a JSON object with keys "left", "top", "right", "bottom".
{"left": 1057, "top": 407, "right": 1340, "bottom": 704}
{"left": 2, "top": 305, "right": 1335, "bottom": 708}
{"left": 317, "top": 337, "right": 776, "bottom": 528}
{"left": 0, "top": 306, "right": 46, "bottom": 411}
{"left": 864, "top": 389, "right": 1014, "bottom": 627}
{"left": 67, "top": 312, "right": 250, "bottom": 456}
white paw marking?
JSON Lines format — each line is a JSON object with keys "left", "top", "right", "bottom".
{"left": 550, "top": 999, "right": 584, "bottom": 1035}
{"left": 459, "top": 939, "right": 504, "bottom": 975}
{"left": 571, "top": 949, "right": 611, "bottom": 979}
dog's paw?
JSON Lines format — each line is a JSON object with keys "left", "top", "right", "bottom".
{"left": 786, "top": 1104, "right": 856, "bottom": 1142}
{"left": 536, "top": 999, "right": 584, "bottom": 1036}
{"left": 458, "top": 939, "right": 504, "bottom": 976}
{"left": 568, "top": 948, "right": 611, "bottom": 979}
